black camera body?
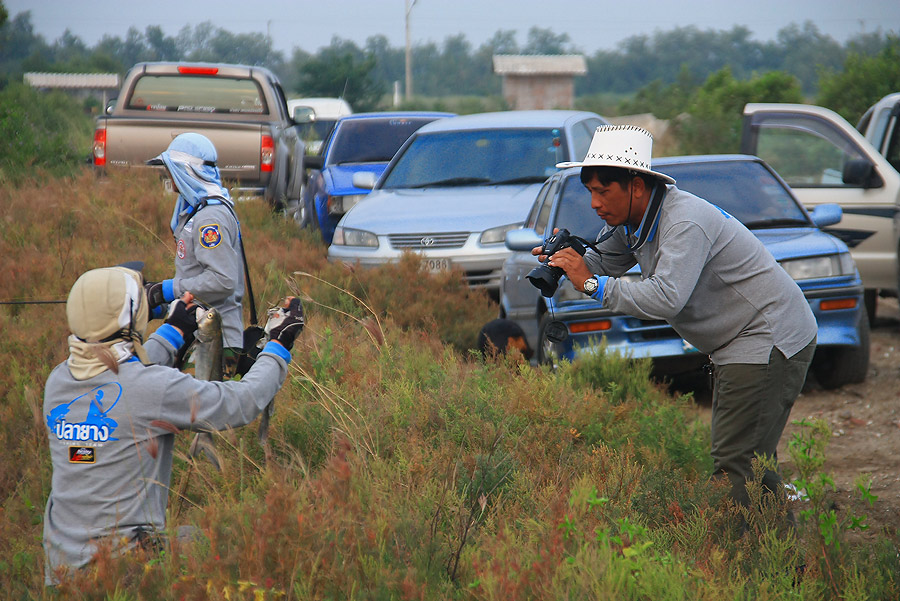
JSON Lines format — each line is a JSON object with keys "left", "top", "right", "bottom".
{"left": 526, "top": 228, "right": 586, "bottom": 297}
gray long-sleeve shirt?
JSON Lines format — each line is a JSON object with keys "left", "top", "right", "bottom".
{"left": 42, "top": 327, "right": 289, "bottom": 584}
{"left": 585, "top": 185, "right": 817, "bottom": 365}
{"left": 172, "top": 202, "right": 244, "bottom": 348}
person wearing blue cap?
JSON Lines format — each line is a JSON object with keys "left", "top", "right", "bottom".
{"left": 145, "top": 133, "right": 246, "bottom": 376}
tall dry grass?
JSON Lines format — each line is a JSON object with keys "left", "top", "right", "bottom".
{"left": 2, "top": 168, "right": 898, "bottom": 600}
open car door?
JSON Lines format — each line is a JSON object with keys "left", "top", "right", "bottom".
{"left": 741, "top": 103, "right": 900, "bottom": 318}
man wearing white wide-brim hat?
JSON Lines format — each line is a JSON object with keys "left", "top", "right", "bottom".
{"left": 539, "top": 125, "right": 817, "bottom": 520}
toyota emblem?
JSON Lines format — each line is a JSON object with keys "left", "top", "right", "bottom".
{"left": 420, "top": 237, "right": 436, "bottom": 247}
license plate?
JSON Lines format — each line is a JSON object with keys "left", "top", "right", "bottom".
{"left": 422, "top": 258, "right": 450, "bottom": 272}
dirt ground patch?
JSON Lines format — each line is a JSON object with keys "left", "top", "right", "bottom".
{"left": 682, "top": 297, "right": 900, "bottom": 538}
{"left": 782, "top": 296, "right": 900, "bottom": 538}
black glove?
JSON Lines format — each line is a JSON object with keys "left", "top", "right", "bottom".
{"left": 165, "top": 298, "right": 199, "bottom": 337}
{"left": 265, "top": 297, "right": 305, "bottom": 350}
{"left": 145, "top": 281, "right": 166, "bottom": 311}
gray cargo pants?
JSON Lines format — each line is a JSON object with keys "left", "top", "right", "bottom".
{"left": 710, "top": 337, "right": 816, "bottom": 509}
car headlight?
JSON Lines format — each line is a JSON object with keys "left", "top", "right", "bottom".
{"left": 780, "top": 253, "right": 856, "bottom": 280}
{"left": 332, "top": 226, "right": 378, "bottom": 247}
{"left": 480, "top": 222, "right": 522, "bottom": 245}
{"left": 327, "top": 193, "right": 367, "bottom": 216}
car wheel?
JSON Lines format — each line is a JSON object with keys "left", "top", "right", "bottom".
{"left": 294, "top": 189, "right": 317, "bottom": 230}
{"left": 863, "top": 288, "right": 877, "bottom": 325}
{"left": 812, "top": 309, "right": 870, "bottom": 390}
{"left": 537, "top": 313, "right": 561, "bottom": 367}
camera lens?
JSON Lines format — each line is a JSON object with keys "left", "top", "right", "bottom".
{"left": 527, "top": 264, "right": 565, "bottom": 297}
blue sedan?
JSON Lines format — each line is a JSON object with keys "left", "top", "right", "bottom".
{"left": 501, "top": 155, "right": 869, "bottom": 389}
{"left": 299, "top": 111, "right": 455, "bottom": 244}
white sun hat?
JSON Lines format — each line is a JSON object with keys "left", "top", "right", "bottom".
{"left": 556, "top": 124, "right": 675, "bottom": 185}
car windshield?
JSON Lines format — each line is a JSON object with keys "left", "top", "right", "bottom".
{"left": 656, "top": 160, "right": 811, "bottom": 228}
{"left": 381, "top": 128, "right": 567, "bottom": 189}
{"left": 326, "top": 117, "right": 438, "bottom": 165}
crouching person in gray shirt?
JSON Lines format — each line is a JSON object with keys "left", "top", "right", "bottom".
{"left": 541, "top": 126, "right": 817, "bottom": 524}
{"left": 42, "top": 264, "right": 305, "bottom": 586}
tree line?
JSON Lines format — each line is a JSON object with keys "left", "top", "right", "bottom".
{"left": 1, "top": 2, "right": 899, "bottom": 167}
{"left": 2, "top": 6, "right": 897, "bottom": 110}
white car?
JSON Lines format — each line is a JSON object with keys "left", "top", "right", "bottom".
{"left": 327, "top": 110, "right": 609, "bottom": 296}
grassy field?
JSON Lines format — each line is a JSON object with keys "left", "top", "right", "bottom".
{"left": 1, "top": 168, "right": 898, "bottom": 600}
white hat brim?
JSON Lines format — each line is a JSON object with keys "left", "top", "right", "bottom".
{"left": 555, "top": 161, "right": 676, "bottom": 185}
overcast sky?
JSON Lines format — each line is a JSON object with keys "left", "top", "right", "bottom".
{"left": 6, "top": 0, "right": 900, "bottom": 56}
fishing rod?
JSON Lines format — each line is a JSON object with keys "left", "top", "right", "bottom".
{"left": 0, "top": 299, "right": 67, "bottom": 305}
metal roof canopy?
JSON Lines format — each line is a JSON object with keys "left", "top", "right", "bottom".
{"left": 492, "top": 55, "right": 587, "bottom": 76}
{"left": 24, "top": 72, "right": 120, "bottom": 89}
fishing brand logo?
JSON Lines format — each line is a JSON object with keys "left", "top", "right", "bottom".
{"left": 46, "top": 382, "right": 122, "bottom": 444}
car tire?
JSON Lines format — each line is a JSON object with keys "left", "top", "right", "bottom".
{"left": 863, "top": 288, "right": 877, "bottom": 325}
{"left": 293, "top": 188, "right": 316, "bottom": 229}
{"left": 812, "top": 309, "right": 870, "bottom": 390}
{"left": 537, "top": 313, "right": 561, "bottom": 367}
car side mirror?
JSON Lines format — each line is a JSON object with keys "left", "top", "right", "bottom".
{"left": 293, "top": 106, "right": 315, "bottom": 123}
{"left": 810, "top": 203, "right": 843, "bottom": 228}
{"left": 303, "top": 155, "right": 324, "bottom": 171}
{"left": 842, "top": 158, "right": 882, "bottom": 188}
{"left": 352, "top": 172, "right": 377, "bottom": 190}
{"left": 505, "top": 228, "right": 542, "bottom": 251}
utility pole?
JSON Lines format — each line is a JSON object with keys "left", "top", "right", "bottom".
{"left": 405, "top": 0, "right": 417, "bottom": 100}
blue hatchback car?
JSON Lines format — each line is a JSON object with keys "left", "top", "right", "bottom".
{"left": 501, "top": 155, "right": 869, "bottom": 389}
{"left": 299, "top": 111, "right": 455, "bottom": 244}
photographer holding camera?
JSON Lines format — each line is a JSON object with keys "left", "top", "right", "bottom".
{"left": 535, "top": 125, "right": 817, "bottom": 521}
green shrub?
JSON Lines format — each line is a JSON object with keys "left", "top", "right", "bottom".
{"left": 0, "top": 83, "right": 93, "bottom": 184}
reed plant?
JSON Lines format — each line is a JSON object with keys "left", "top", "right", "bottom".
{"left": 1, "top": 168, "right": 898, "bottom": 599}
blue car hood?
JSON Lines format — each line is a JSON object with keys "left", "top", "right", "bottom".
{"left": 325, "top": 164, "right": 389, "bottom": 195}
{"left": 751, "top": 228, "right": 847, "bottom": 260}
{"left": 338, "top": 184, "right": 541, "bottom": 233}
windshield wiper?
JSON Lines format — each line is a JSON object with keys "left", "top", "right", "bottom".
{"left": 490, "top": 175, "right": 550, "bottom": 185}
{"left": 417, "top": 177, "right": 492, "bottom": 188}
{"left": 742, "top": 218, "right": 811, "bottom": 229}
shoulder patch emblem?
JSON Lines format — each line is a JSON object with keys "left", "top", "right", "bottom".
{"left": 199, "top": 224, "right": 222, "bottom": 249}
{"left": 176, "top": 239, "right": 186, "bottom": 259}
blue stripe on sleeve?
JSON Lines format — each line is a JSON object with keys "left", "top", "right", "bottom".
{"left": 262, "top": 341, "right": 291, "bottom": 362}
{"left": 154, "top": 323, "right": 184, "bottom": 349}
{"left": 162, "top": 279, "right": 176, "bottom": 302}
{"left": 590, "top": 275, "right": 609, "bottom": 305}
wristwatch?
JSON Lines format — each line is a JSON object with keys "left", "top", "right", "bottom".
{"left": 583, "top": 276, "right": 599, "bottom": 295}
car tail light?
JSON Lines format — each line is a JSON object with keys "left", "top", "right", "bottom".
{"left": 569, "top": 320, "right": 612, "bottom": 334}
{"left": 820, "top": 298, "right": 858, "bottom": 311}
{"left": 178, "top": 66, "right": 219, "bottom": 75}
{"left": 260, "top": 135, "right": 274, "bottom": 172}
{"left": 92, "top": 127, "right": 107, "bottom": 166}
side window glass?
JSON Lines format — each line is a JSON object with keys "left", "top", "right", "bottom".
{"left": 526, "top": 180, "right": 552, "bottom": 229}
{"left": 570, "top": 121, "right": 593, "bottom": 161}
{"left": 884, "top": 117, "right": 900, "bottom": 173}
{"left": 535, "top": 179, "right": 559, "bottom": 236}
{"left": 752, "top": 114, "right": 868, "bottom": 187}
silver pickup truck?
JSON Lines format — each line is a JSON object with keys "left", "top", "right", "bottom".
{"left": 92, "top": 62, "right": 305, "bottom": 210}
{"left": 742, "top": 94, "right": 900, "bottom": 321}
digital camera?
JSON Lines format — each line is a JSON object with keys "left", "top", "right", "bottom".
{"left": 526, "top": 228, "right": 586, "bottom": 297}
